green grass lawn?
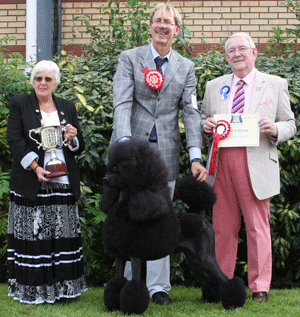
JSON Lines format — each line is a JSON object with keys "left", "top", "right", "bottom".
{"left": 0, "top": 283, "right": 299, "bottom": 317}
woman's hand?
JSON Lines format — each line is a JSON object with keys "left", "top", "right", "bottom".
{"left": 64, "top": 123, "right": 77, "bottom": 143}
{"left": 35, "top": 166, "right": 53, "bottom": 182}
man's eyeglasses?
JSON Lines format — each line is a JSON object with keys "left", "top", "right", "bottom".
{"left": 34, "top": 76, "right": 54, "bottom": 83}
{"left": 227, "top": 46, "right": 252, "bottom": 56}
{"left": 152, "top": 19, "right": 176, "bottom": 27}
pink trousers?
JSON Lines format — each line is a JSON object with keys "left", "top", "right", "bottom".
{"left": 213, "top": 147, "right": 272, "bottom": 292}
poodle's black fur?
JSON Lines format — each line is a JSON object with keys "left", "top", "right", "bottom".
{"left": 101, "top": 139, "right": 246, "bottom": 314}
{"left": 177, "top": 175, "right": 247, "bottom": 310}
{"left": 101, "top": 139, "right": 180, "bottom": 261}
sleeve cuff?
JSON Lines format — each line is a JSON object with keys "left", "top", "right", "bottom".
{"left": 21, "top": 151, "right": 39, "bottom": 170}
{"left": 188, "top": 146, "right": 202, "bottom": 163}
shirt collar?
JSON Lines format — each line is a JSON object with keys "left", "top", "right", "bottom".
{"left": 150, "top": 42, "right": 172, "bottom": 61}
{"left": 233, "top": 68, "right": 257, "bottom": 86}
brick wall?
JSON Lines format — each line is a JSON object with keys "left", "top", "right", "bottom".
{"left": 1, "top": 0, "right": 298, "bottom": 57}
{"left": 0, "top": 0, "right": 26, "bottom": 56}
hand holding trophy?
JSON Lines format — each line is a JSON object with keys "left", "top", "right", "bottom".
{"left": 29, "top": 125, "right": 69, "bottom": 178}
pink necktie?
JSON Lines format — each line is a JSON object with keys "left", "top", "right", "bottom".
{"left": 231, "top": 80, "right": 245, "bottom": 113}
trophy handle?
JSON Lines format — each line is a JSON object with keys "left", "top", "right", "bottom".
{"left": 61, "top": 126, "right": 69, "bottom": 146}
{"left": 29, "top": 128, "right": 43, "bottom": 149}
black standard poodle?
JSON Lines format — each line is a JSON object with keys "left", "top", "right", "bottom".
{"left": 176, "top": 174, "right": 246, "bottom": 310}
{"left": 101, "top": 139, "right": 180, "bottom": 314}
{"left": 100, "top": 139, "right": 246, "bottom": 315}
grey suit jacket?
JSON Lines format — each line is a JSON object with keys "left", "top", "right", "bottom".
{"left": 201, "top": 70, "right": 296, "bottom": 200}
{"left": 110, "top": 44, "right": 202, "bottom": 181}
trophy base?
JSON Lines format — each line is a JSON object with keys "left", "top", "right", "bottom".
{"left": 45, "top": 163, "right": 69, "bottom": 178}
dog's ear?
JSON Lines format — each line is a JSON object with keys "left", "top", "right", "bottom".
{"left": 128, "top": 190, "right": 170, "bottom": 222}
{"left": 100, "top": 183, "right": 120, "bottom": 214}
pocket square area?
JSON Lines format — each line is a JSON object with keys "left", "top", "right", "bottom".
{"left": 260, "top": 96, "right": 270, "bottom": 104}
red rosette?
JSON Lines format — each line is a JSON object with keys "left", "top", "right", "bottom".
{"left": 142, "top": 67, "right": 164, "bottom": 90}
{"left": 209, "top": 120, "right": 231, "bottom": 176}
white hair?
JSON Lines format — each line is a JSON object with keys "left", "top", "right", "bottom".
{"left": 30, "top": 60, "right": 61, "bottom": 86}
{"left": 225, "top": 32, "right": 256, "bottom": 53}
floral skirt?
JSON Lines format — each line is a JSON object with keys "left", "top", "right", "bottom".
{"left": 7, "top": 182, "right": 88, "bottom": 304}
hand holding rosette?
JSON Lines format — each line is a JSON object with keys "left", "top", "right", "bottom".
{"left": 209, "top": 120, "right": 231, "bottom": 176}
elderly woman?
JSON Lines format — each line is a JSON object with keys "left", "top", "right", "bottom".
{"left": 6, "top": 60, "right": 87, "bottom": 304}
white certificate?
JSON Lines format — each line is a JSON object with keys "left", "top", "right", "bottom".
{"left": 213, "top": 113, "right": 260, "bottom": 147}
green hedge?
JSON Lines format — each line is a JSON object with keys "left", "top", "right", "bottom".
{"left": 0, "top": 0, "right": 299, "bottom": 288}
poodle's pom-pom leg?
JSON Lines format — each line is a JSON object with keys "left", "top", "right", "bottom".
{"left": 120, "top": 279, "right": 150, "bottom": 315}
{"left": 220, "top": 276, "right": 247, "bottom": 309}
{"left": 104, "top": 276, "right": 128, "bottom": 312}
{"left": 201, "top": 279, "right": 221, "bottom": 303}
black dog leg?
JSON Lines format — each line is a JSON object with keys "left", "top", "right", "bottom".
{"left": 178, "top": 213, "right": 246, "bottom": 309}
{"left": 104, "top": 258, "right": 128, "bottom": 312}
{"left": 119, "top": 257, "right": 150, "bottom": 315}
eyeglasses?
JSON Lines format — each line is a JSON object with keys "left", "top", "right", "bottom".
{"left": 152, "top": 19, "right": 176, "bottom": 27}
{"left": 34, "top": 76, "right": 54, "bottom": 83}
{"left": 226, "top": 46, "right": 252, "bottom": 56}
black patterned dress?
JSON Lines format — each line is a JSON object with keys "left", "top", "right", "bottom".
{"left": 7, "top": 182, "right": 88, "bottom": 304}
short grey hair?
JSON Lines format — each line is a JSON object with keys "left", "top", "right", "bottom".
{"left": 30, "top": 60, "right": 61, "bottom": 86}
{"left": 225, "top": 32, "right": 256, "bottom": 53}
{"left": 150, "top": 3, "right": 182, "bottom": 26}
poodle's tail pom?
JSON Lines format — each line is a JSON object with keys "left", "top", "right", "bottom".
{"left": 120, "top": 279, "right": 150, "bottom": 315}
{"left": 177, "top": 174, "right": 216, "bottom": 211}
{"left": 104, "top": 276, "right": 128, "bottom": 312}
{"left": 220, "top": 276, "right": 247, "bottom": 309}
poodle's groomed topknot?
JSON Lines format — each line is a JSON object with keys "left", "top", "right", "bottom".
{"left": 107, "top": 139, "right": 169, "bottom": 190}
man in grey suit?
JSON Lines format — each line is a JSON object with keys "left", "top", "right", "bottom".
{"left": 201, "top": 32, "right": 296, "bottom": 302}
{"left": 110, "top": 3, "right": 208, "bottom": 305}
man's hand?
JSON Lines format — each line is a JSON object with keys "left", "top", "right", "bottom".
{"left": 258, "top": 117, "right": 278, "bottom": 138}
{"left": 191, "top": 162, "right": 209, "bottom": 182}
{"left": 203, "top": 117, "right": 218, "bottom": 134}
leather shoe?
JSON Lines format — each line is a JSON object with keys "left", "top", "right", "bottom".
{"left": 152, "top": 292, "right": 173, "bottom": 305}
{"left": 252, "top": 292, "right": 269, "bottom": 302}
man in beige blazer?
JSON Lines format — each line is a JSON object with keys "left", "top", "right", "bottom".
{"left": 201, "top": 32, "right": 296, "bottom": 302}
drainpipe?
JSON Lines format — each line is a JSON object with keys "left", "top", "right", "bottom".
{"left": 36, "top": 0, "right": 53, "bottom": 61}
{"left": 25, "top": 0, "right": 37, "bottom": 74}
{"left": 56, "top": 0, "right": 62, "bottom": 60}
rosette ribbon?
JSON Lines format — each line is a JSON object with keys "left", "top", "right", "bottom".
{"left": 142, "top": 67, "right": 164, "bottom": 90}
{"left": 209, "top": 120, "right": 231, "bottom": 176}
{"left": 220, "top": 85, "right": 230, "bottom": 100}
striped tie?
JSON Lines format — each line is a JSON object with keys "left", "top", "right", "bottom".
{"left": 231, "top": 80, "right": 245, "bottom": 113}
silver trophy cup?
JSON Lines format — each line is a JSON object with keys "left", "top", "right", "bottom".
{"left": 29, "top": 125, "right": 69, "bottom": 178}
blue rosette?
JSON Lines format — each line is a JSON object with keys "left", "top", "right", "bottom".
{"left": 220, "top": 85, "right": 230, "bottom": 100}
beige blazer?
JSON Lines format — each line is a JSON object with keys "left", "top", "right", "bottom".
{"left": 201, "top": 70, "right": 296, "bottom": 200}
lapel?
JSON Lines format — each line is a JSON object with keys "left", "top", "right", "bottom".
{"left": 249, "top": 71, "right": 267, "bottom": 113}
{"left": 30, "top": 91, "right": 43, "bottom": 127}
{"left": 215, "top": 74, "right": 233, "bottom": 114}
{"left": 140, "top": 45, "right": 156, "bottom": 74}
{"left": 53, "top": 94, "right": 67, "bottom": 126}
{"left": 160, "top": 49, "right": 179, "bottom": 94}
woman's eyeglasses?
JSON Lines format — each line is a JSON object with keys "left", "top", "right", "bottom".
{"left": 34, "top": 76, "right": 54, "bottom": 83}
